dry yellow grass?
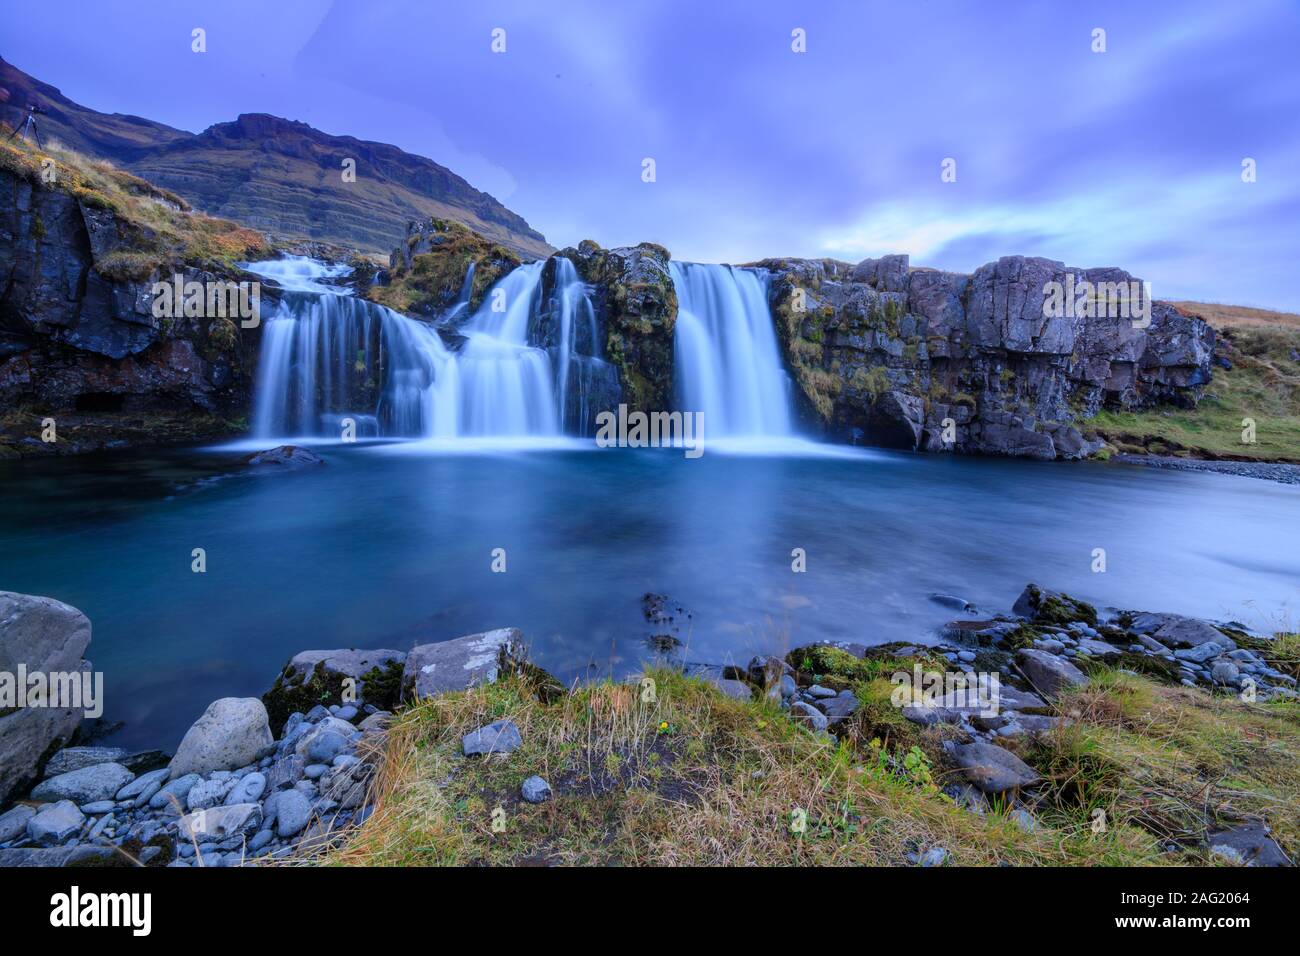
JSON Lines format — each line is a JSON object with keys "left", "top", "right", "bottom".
{"left": 305, "top": 658, "right": 1299, "bottom": 868}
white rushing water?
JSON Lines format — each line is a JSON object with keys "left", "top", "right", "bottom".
{"left": 246, "top": 256, "right": 797, "bottom": 447}
{"left": 670, "top": 261, "right": 793, "bottom": 438}
{"left": 246, "top": 257, "right": 607, "bottom": 442}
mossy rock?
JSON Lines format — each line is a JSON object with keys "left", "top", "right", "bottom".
{"left": 261, "top": 658, "right": 404, "bottom": 736}
{"left": 1016, "top": 584, "right": 1098, "bottom": 627}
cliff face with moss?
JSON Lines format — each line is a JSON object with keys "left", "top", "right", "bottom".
{"left": 760, "top": 254, "right": 1216, "bottom": 459}
{"left": 0, "top": 142, "right": 272, "bottom": 457}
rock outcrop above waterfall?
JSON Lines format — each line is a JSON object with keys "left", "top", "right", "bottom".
{"left": 558, "top": 240, "right": 679, "bottom": 412}
{"left": 370, "top": 217, "right": 521, "bottom": 318}
{"left": 0, "top": 57, "right": 552, "bottom": 260}
{"left": 760, "top": 254, "right": 1216, "bottom": 459}
{"left": 0, "top": 141, "right": 272, "bottom": 457}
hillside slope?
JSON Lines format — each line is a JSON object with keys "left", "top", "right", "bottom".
{"left": 0, "top": 57, "right": 552, "bottom": 260}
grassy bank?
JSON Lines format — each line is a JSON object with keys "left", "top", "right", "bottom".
{"left": 313, "top": 654, "right": 1299, "bottom": 867}
{"left": 0, "top": 132, "right": 270, "bottom": 277}
{"left": 1089, "top": 302, "right": 1300, "bottom": 462}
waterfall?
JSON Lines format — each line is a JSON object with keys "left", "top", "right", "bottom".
{"left": 669, "top": 261, "right": 793, "bottom": 438}
{"left": 251, "top": 291, "right": 459, "bottom": 440}
{"left": 246, "top": 256, "right": 612, "bottom": 441}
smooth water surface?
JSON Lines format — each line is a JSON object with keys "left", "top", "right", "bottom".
{"left": 1, "top": 444, "right": 1297, "bottom": 751}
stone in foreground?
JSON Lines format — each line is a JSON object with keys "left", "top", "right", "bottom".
{"left": 0, "top": 591, "right": 93, "bottom": 804}
{"left": 31, "top": 762, "right": 135, "bottom": 805}
{"left": 462, "top": 719, "right": 522, "bottom": 756}
{"left": 946, "top": 742, "right": 1041, "bottom": 794}
{"left": 178, "top": 803, "right": 263, "bottom": 842}
{"left": 1207, "top": 822, "right": 1293, "bottom": 867}
{"left": 169, "top": 697, "right": 274, "bottom": 779}
{"left": 402, "top": 628, "right": 524, "bottom": 702}
{"left": 1016, "top": 648, "right": 1088, "bottom": 698}
{"left": 521, "top": 775, "right": 552, "bottom": 804}
{"left": 27, "top": 800, "right": 85, "bottom": 844}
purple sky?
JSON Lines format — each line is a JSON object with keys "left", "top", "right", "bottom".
{"left": 6, "top": 0, "right": 1300, "bottom": 309}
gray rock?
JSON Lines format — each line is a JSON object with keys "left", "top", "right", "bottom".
{"left": 248, "top": 829, "right": 274, "bottom": 852}
{"left": 274, "top": 789, "right": 312, "bottom": 838}
{"left": 928, "top": 593, "right": 975, "bottom": 612}
{"left": 148, "top": 773, "right": 201, "bottom": 811}
{"left": 320, "top": 761, "right": 371, "bottom": 810}
{"left": 116, "top": 767, "right": 170, "bottom": 801}
{"left": 304, "top": 763, "right": 328, "bottom": 780}
{"left": 243, "top": 445, "right": 324, "bottom": 468}
{"left": 1211, "top": 660, "right": 1241, "bottom": 685}
{"left": 946, "top": 742, "right": 1041, "bottom": 794}
{"left": 1009, "top": 808, "right": 1039, "bottom": 832}
{"left": 1129, "top": 613, "right": 1235, "bottom": 650}
{"left": 225, "top": 771, "right": 266, "bottom": 805}
{"left": 747, "top": 654, "right": 795, "bottom": 688}
{"left": 790, "top": 701, "right": 829, "bottom": 733}
{"left": 0, "top": 804, "right": 36, "bottom": 842}
{"left": 79, "top": 800, "right": 116, "bottom": 815}
{"left": 26, "top": 800, "right": 85, "bottom": 843}
{"left": 1016, "top": 648, "right": 1088, "bottom": 698}
{"left": 305, "top": 729, "right": 351, "bottom": 764}
{"left": 1175, "top": 644, "right": 1223, "bottom": 664}
{"left": 293, "top": 716, "right": 359, "bottom": 761}
{"left": 819, "top": 692, "right": 860, "bottom": 722}
{"left": 169, "top": 698, "right": 274, "bottom": 779}
{"left": 0, "top": 591, "right": 93, "bottom": 804}
{"left": 43, "top": 746, "right": 128, "bottom": 778}
{"left": 919, "top": 847, "right": 949, "bottom": 867}
{"left": 31, "top": 762, "right": 134, "bottom": 805}
{"left": 999, "top": 687, "right": 1048, "bottom": 711}
{"left": 807, "top": 684, "right": 837, "bottom": 699}
{"left": 520, "top": 775, "right": 552, "bottom": 804}
{"left": 402, "top": 628, "right": 524, "bottom": 702}
{"left": 462, "top": 719, "right": 522, "bottom": 756}
{"left": 778, "top": 675, "right": 797, "bottom": 700}
{"left": 357, "top": 711, "right": 393, "bottom": 733}
{"left": 1076, "top": 638, "right": 1121, "bottom": 660}
{"left": 264, "top": 753, "right": 306, "bottom": 791}
{"left": 178, "top": 803, "right": 263, "bottom": 842}
{"left": 186, "top": 776, "right": 236, "bottom": 811}
{"left": 1207, "top": 822, "right": 1292, "bottom": 867}
{"left": 709, "top": 677, "right": 753, "bottom": 701}
{"left": 0, "top": 845, "right": 125, "bottom": 867}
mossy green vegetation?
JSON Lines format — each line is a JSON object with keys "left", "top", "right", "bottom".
{"left": 1, "top": 135, "right": 271, "bottom": 276}
{"left": 308, "top": 652, "right": 1299, "bottom": 866}
{"left": 368, "top": 218, "right": 521, "bottom": 316}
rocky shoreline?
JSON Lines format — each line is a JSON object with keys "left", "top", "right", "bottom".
{"left": 2, "top": 581, "right": 1295, "bottom": 867}
{"left": 1113, "top": 453, "right": 1300, "bottom": 485}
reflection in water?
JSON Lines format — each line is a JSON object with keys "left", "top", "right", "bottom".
{"left": 1, "top": 444, "right": 1297, "bottom": 751}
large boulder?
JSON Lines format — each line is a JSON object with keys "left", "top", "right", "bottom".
{"left": 0, "top": 591, "right": 93, "bottom": 804}
{"left": 401, "top": 628, "right": 525, "bottom": 702}
{"left": 30, "top": 762, "right": 134, "bottom": 804}
{"left": 168, "top": 698, "right": 273, "bottom": 779}
{"left": 946, "top": 742, "right": 1041, "bottom": 794}
{"left": 43, "top": 746, "right": 128, "bottom": 777}
{"left": 263, "top": 647, "right": 405, "bottom": 734}
{"left": 1016, "top": 648, "right": 1089, "bottom": 698}
{"left": 1127, "top": 612, "right": 1235, "bottom": 650}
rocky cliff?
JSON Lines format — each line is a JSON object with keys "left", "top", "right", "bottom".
{"left": 0, "top": 140, "right": 271, "bottom": 457}
{"left": 761, "top": 254, "right": 1215, "bottom": 459}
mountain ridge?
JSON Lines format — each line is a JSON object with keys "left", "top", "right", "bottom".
{"left": 0, "top": 56, "right": 552, "bottom": 259}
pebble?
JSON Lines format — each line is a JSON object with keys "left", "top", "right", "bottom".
{"left": 521, "top": 775, "right": 552, "bottom": 804}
